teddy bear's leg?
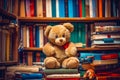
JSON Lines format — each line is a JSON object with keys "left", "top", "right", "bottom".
{"left": 44, "top": 57, "right": 60, "bottom": 69}
{"left": 62, "top": 57, "right": 79, "bottom": 69}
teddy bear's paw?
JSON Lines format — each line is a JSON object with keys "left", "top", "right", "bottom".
{"left": 44, "top": 57, "right": 60, "bottom": 69}
{"left": 62, "top": 57, "right": 79, "bottom": 69}
{"left": 65, "top": 47, "right": 77, "bottom": 57}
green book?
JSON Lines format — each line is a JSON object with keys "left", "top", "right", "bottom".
{"left": 43, "top": 68, "right": 78, "bottom": 74}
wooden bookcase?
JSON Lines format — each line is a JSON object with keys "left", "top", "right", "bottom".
{"left": 0, "top": 8, "right": 18, "bottom": 80}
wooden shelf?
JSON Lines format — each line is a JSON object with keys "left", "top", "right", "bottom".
{"left": 0, "top": 8, "right": 16, "bottom": 19}
{"left": 22, "top": 47, "right": 120, "bottom": 52}
{"left": 77, "top": 47, "right": 120, "bottom": 51}
{"left": 0, "top": 61, "right": 18, "bottom": 66}
{"left": 18, "top": 17, "right": 120, "bottom": 23}
{"left": 23, "top": 47, "right": 43, "bottom": 52}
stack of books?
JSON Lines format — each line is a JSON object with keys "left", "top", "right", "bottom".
{"left": 6, "top": 65, "right": 44, "bottom": 80}
{"left": 42, "top": 68, "right": 80, "bottom": 80}
{"left": 91, "top": 22, "right": 120, "bottom": 48}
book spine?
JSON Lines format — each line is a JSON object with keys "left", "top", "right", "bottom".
{"left": 42, "top": 0, "right": 46, "bottom": 17}
{"left": 59, "top": 0, "right": 65, "bottom": 17}
{"left": 68, "top": 0, "right": 73, "bottom": 17}
{"left": 56, "top": 0, "right": 59, "bottom": 17}
{"left": 98, "top": 0, "right": 103, "bottom": 17}
{"left": 101, "top": 53, "right": 119, "bottom": 60}
{"left": 51, "top": 0, "right": 56, "bottom": 17}
{"left": 64, "top": 0, "right": 68, "bottom": 17}
{"left": 30, "top": 0, "right": 35, "bottom": 17}
{"left": 79, "top": 0, "right": 82, "bottom": 17}
{"left": 36, "top": 0, "right": 43, "bottom": 17}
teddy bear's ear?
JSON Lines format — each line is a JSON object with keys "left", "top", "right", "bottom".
{"left": 63, "top": 23, "right": 74, "bottom": 32}
{"left": 44, "top": 25, "right": 52, "bottom": 37}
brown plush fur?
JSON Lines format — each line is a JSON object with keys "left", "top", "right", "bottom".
{"left": 42, "top": 23, "right": 79, "bottom": 69}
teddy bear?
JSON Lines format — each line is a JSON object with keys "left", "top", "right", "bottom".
{"left": 42, "top": 23, "right": 79, "bottom": 69}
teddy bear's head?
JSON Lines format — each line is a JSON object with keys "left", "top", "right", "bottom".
{"left": 44, "top": 23, "right": 74, "bottom": 46}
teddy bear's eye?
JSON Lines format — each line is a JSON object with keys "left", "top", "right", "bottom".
{"left": 56, "top": 35, "right": 58, "bottom": 38}
{"left": 62, "top": 34, "right": 65, "bottom": 37}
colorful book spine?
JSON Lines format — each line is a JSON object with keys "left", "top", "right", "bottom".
{"left": 30, "top": 0, "right": 35, "bottom": 17}
{"left": 101, "top": 53, "right": 119, "bottom": 60}
{"left": 98, "top": 0, "right": 103, "bottom": 17}
{"left": 42, "top": 0, "right": 46, "bottom": 17}
{"left": 36, "top": 0, "right": 43, "bottom": 17}
{"left": 51, "top": 0, "right": 56, "bottom": 17}
{"left": 59, "top": 0, "right": 65, "bottom": 17}
{"left": 46, "top": 0, "right": 52, "bottom": 17}
{"left": 56, "top": 0, "right": 59, "bottom": 17}
{"left": 68, "top": 0, "right": 73, "bottom": 17}
{"left": 79, "top": 0, "right": 82, "bottom": 17}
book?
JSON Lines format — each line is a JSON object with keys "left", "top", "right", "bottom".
{"left": 58, "top": 0, "right": 65, "bottom": 17}
{"left": 30, "top": 0, "right": 35, "bottom": 17}
{"left": 43, "top": 69, "right": 79, "bottom": 75}
{"left": 68, "top": 0, "right": 73, "bottom": 17}
{"left": 7, "top": 66, "right": 42, "bottom": 72}
{"left": 92, "top": 39, "right": 120, "bottom": 45}
{"left": 51, "top": 0, "right": 56, "bottom": 17}
{"left": 85, "top": 0, "right": 90, "bottom": 17}
{"left": 91, "top": 63, "right": 119, "bottom": 71}
{"left": 55, "top": 0, "right": 59, "bottom": 17}
{"left": 46, "top": 0, "right": 52, "bottom": 17}
{"left": 36, "top": 0, "right": 43, "bottom": 17}
{"left": 101, "top": 53, "right": 118, "bottom": 60}
{"left": 91, "top": 34, "right": 120, "bottom": 40}
{"left": 92, "top": 59, "right": 118, "bottom": 65}
{"left": 20, "top": 0, "right": 25, "bottom": 17}
{"left": 46, "top": 73, "right": 80, "bottom": 78}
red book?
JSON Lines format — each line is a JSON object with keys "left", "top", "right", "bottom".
{"left": 36, "top": 52, "right": 40, "bottom": 62}
{"left": 79, "top": 0, "right": 82, "bottom": 17}
{"left": 29, "top": 26, "right": 34, "bottom": 47}
{"left": 30, "top": 0, "right": 35, "bottom": 17}
{"left": 101, "top": 53, "right": 118, "bottom": 60}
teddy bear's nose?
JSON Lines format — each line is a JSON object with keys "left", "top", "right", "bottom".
{"left": 60, "top": 39, "right": 63, "bottom": 42}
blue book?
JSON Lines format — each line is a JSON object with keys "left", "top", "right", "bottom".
{"left": 59, "top": 0, "right": 65, "bottom": 17}
{"left": 80, "top": 52, "right": 106, "bottom": 60}
{"left": 72, "top": 0, "right": 79, "bottom": 17}
{"left": 92, "top": 0, "right": 97, "bottom": 17}
{"left": 51, "top": 0, "right": 56, "bottom": 17}
{"left": 35, "top": 26, "right": 39, "bottom": 47}
{"left": 68, "top": 0, "right": 74, "bottom": 17}
{"left": 21, "top": 73, "right": 43, "bottom": 79}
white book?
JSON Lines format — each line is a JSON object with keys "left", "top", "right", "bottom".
{"left": 39, "top": 26, "right": 44, "bottom": 47}
{"left": 26, "top": 26, "right": 30, "bottom": 47}
{"left": 36, "top": 0, "right": 43, "bottom": 17}
{"left": 46, "top": 73, "right": 80, "bottom": 78}
{"left": 92, "top": 59, "right": 118, "bottom": 65}
{"left": 89, "top": 0, "right": 93, "bottom": 17}
{"left": 46, "top": 0, "right": 52, "bottom": 17}
{"left": 56, "top": 0, "right": 59, "bottom": 17}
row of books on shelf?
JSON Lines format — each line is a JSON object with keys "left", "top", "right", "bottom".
{"left": 20, "top": 23, "right": 86, "bottom": 48}
{"left": 0, "top": 0, "right": 18, "bottom": 16}
{"left": 0, "top": 23, "right": 17, "bottom": 62}
{"left": 19, "top": 0, "right": 120, "bottom": 17}
{"left": 19, "top": 52, "right": 46, "bottom": 65}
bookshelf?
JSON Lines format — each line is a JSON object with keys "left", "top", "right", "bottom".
{"left": 0, "top": 7, "right": 18, "bottom": 80}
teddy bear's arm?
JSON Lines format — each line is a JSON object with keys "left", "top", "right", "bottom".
{"left": 42, "top": 42, "right": 55, "bottom": 56}
{"left": 65, "top": 42, "right": 77, "bottom": 57}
